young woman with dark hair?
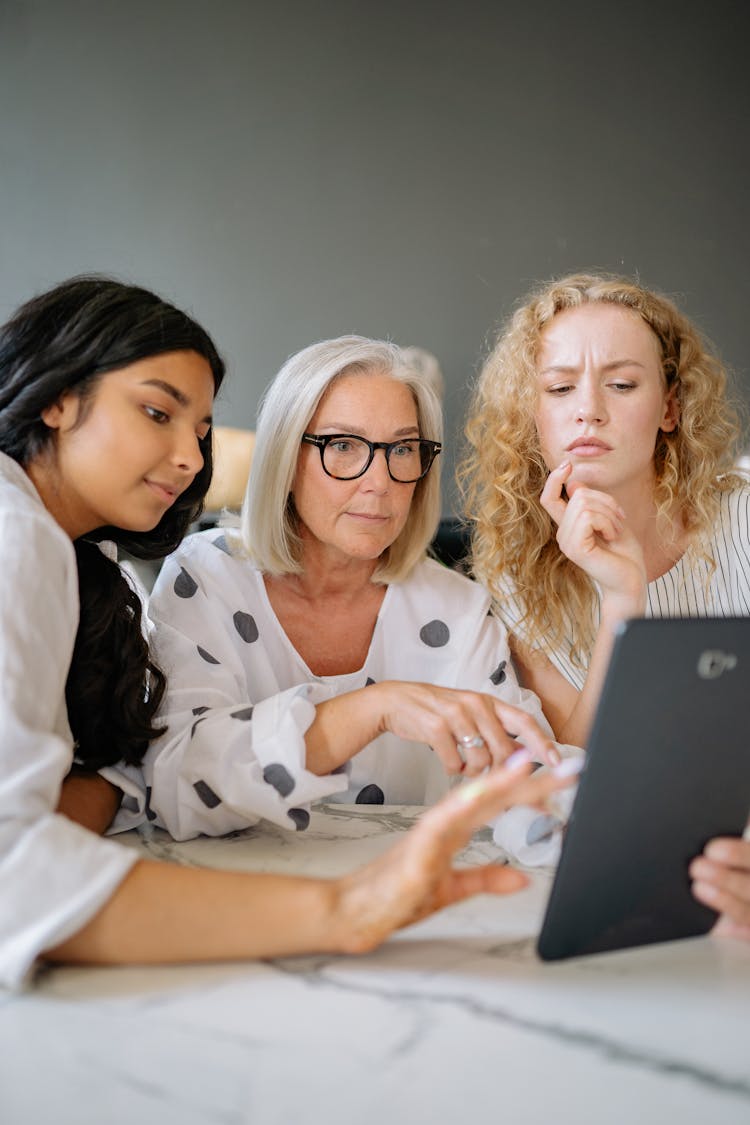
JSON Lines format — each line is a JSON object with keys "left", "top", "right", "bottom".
{"left": 0, "top": 276, "right": 226, "bottom": 829}
{"left": 0, "top": 276, "right": 573, "bottom": 990}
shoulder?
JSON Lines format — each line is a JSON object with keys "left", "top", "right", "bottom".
{"left": 0, "top": 456, "right": 75, "bottom": 578}
{"left": 708, "top": 483, "right": 750, "bottom": 543}
{"left": 154, "top": 527, "right": 256, "bottom": 598}
{"left": 168, "top": 525, "right": 246, "bottom": 566}
{"left": 0, "top": 459, "right": 78, "bottom": 644}
{"left": 719, "top": 481, "right": 750, "bottom": 517}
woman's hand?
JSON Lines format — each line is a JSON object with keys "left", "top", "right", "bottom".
{"left": 690, "top": 835, "right": 750, "bottom": 940}
{"left": 47, "top": 752, "right": 579, "bottom": 969}
{"left": 540, "top": 462, "right": 647, "bottom": 615}
{"left": 374, "top": 680, "right": 560, "bottom": 775}
{"left": 537, "top": 462, "right": 648, "bottom": 748}
{"left": 330, "top": 752, "right": 575, "bottom": 953}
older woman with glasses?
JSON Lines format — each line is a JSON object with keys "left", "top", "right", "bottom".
{"left": 139, "top": 336, "right": 564, "bottom": 842}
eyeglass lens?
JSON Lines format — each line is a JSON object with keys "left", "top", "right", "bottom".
{"left": 323, "top": 437, "right": 432, "bottom": 482}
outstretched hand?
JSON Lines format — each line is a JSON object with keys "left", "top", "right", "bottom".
{"left": 540, "top": 462, "right": 647, "bottom": 611}
{"left": 330, "top": 752, "right": 577, "bottom": 953}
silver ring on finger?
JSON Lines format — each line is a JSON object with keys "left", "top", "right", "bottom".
{"left": 458, "top": 734, "right": 486, "bottom": 751}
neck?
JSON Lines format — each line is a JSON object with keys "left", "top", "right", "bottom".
{"left": 281, "top": 544, "right": 381, "bottom": 602}
{"left": 24, "top": 457, "right": 92, "bottom": 540}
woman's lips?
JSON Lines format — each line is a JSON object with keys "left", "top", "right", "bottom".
{"left": 144, "top": 479, "right": 178, "bottom": 503}
{"left": 566, "top": 438, "right": 611, "bottom": 457}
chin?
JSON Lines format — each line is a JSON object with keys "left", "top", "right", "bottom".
{"left": 565, "top": 469, "right": 612, "bottom": 495}
{"left": 344, "top": 539, "right": 392, "bottom": 561}
{"left": 117, "top": 511, "right": 166, "bottom": 534}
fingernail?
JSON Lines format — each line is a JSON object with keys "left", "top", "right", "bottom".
{"left": 526, "top": 813, "right": 562, "bottom": 845}
{"left": 547, "top": 744, "right": 562, "bottom": 766}
{"left": 505, "top": 747, "right": 532, "bottom": 772}
{"left": 553, "top": 755, "right": 585, "bottom": 778}
{"left": 558, "top": 460, "right": 571, "bottom": 471}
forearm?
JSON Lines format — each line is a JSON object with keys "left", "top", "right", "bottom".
{"left": 45, "top": 858, "right": 343, "bottom": 965}
{"left": 509, "top": 637, "right": 579, "bottom": 740}
{"left": 558, "top": 592, "right": 644, "bottom": 746}
{"left": 44, "top": 756, "right": 577, "bottom": 969}
{"left": 57, "top": 773, "right": 122, "bottom": 834}
{"left": 304, "top": 686, "right": 385, "bottom": 774}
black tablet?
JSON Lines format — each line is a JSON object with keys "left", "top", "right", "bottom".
{"left": 537, "top": 617, "right": 750, "bottom": 961}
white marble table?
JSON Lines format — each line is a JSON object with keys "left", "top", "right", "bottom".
{"left": 1, "top": 804, "right": 749, "bottom": 1125}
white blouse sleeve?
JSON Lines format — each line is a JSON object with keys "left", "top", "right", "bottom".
{"left": 141, "top": 536, "right": 348, "bottom": 841}
{"left": 0, "top": 507, "right": 137, "bottom": 991}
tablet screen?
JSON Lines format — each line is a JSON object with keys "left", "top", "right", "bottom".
{"left": 537, "top": 617, "right": 750, "bottom": 961}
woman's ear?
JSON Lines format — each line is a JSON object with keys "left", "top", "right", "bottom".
{"left": 41, "top": 393, "right": 78, "bottom": 431}
{"left": 660, "top": 388, "right": 680, "bottom": 434}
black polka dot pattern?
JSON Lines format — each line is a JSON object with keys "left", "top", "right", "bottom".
{"left": 490, "top": 660, "right": 507, "bottom": 686}
{"left": 263, "top": 763, "right": 295, "bottom": 797}
{"left": 231, "top": 706, "right": 254, "bottom": 721}
{"left": 233, "top": 610, "right": 259, "bottom": 643}
{"left": 192, "top": 706, "right": 210, "bottom": 715}
{"left": 191, "top": 716, "right": 207, "bottom": 738}
{"left": 419, "top": 619, "right": 450, "bottom": 647}
{"left": 197, "top": 645, "right": 220, "bottom": 664}
{"left": 288, "top": 807, "right": 310, "bottom": 831}
{"left": 193, "top": 779, "right": 222, "bottom": 808}
{"left": 174, "top": 567, "right": 198, "bottom": 598}
{"left": 365, "top": 677, "right": 376, "bottom": 686}
{"left": 356, "top": 784, "right": 385, "bottom": 805}
{"left": 213, "top": 534, "right": 230, "bottom": 554}
{"left": 145, "top": 786, "right": 157, "bottom": 822}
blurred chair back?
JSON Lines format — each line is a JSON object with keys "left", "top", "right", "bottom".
{"left": 204, "top": 426, "right": 256, "bottom": 514}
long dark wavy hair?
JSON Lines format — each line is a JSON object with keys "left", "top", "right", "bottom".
{"left": 0, "top": 276, "right": 226, "bottom": 770}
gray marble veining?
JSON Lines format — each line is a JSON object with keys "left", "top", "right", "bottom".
{"left": 1, "top": 806, "right": 748, "bottom": 1125}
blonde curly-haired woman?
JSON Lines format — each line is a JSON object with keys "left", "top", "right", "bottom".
{"left": 461, "top": 272, "right": 750, "bottom": 938}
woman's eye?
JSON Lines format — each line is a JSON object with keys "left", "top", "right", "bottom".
{"left": 547, "top": 385, "right": 573, "bottom": 395}
{"left": 331, "top": 440, "right": 354, "bottom": 453}
{"left": 144, "top": 405, "right": 170, "bottom": 423}
{"left": 610, "top": 382, "right": 636, "bottom": 392}
{"left": 391, "top": 443, "right": 415, "bottom": 457}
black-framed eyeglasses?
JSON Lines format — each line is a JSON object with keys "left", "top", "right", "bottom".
{"left": 301, "top": 433, "right": 442, "bottom": 483}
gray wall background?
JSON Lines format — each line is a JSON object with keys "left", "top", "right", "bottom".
{"left": 1, "top": 0, "right": 748, "bottom": 511}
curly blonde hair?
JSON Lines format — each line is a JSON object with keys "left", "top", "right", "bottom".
{"left": 459, "top": 273, "right": 743, "bottom": 673}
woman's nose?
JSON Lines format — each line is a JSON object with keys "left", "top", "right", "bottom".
{"left": 173, "top": 431, "right": 205, "bottom": 475}
{"left": 361, "top": 447, "right": 391, "bottom": 489}
{"left": 575, "top": 388, "right": 606, "bottom": 424}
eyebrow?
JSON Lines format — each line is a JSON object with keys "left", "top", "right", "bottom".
{"left": 539, "top": 359, "right": 647, "bottom": 376}
{"left": 140, "top": 378, "right": 213, "bottom": 424}
{"left": 316, "top": 423, "right": 421, "bottom": 437}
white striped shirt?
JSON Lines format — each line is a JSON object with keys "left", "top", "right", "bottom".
{"left": 498, "top": 486, "right": 750, "bottom": 690}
